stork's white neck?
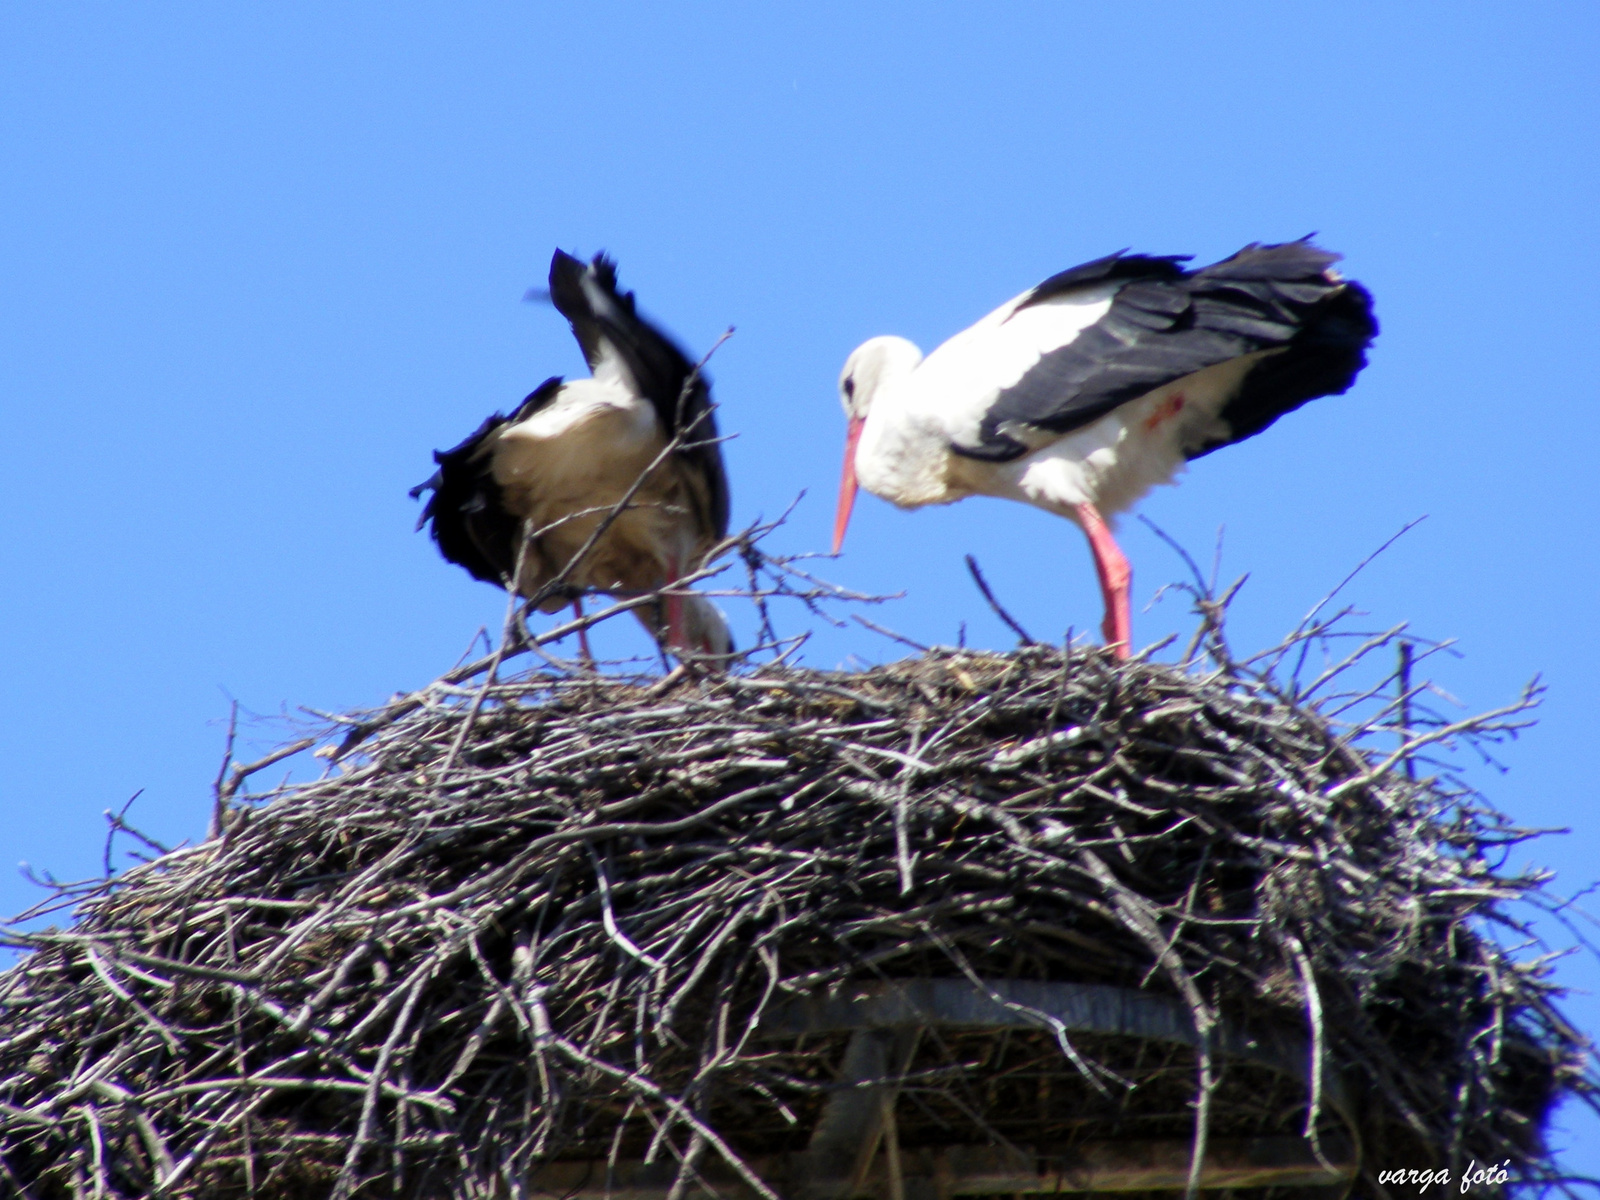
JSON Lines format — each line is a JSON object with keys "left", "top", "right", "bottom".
{"left": 843, "top": 336, "right": 963, "bottom": 509}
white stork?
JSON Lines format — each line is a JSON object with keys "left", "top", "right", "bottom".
{"left": 832, "top": 239, "right": 1377, "bottom": 657}
{"left": 412, "top": 250, "right": 732, "bottom": 661}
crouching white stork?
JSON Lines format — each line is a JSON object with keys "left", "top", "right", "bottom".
{"left": 832, "top": 239, "right": 1377, "bottom": 657}
{"left": 412, "top": 250, "right": 732, "bottom": 662}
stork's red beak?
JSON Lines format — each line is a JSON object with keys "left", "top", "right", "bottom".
{"left": 832, "top": 415, "right": 865, "bottom": 554}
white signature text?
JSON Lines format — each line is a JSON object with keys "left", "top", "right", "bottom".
{"left": 1376, "top": 1160, "right": 1511, "bottom": 1194}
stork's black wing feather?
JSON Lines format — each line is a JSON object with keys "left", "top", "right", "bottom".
{"left": 957, "top": 240, "right": 1377, "bottom": 462}
{"left": 409, "top": 377, "right": 565, "bottom": 587}
{"left": 1025, "top": 250, "right": 1191, "bottom": 302}
{"left": 547, "top": 250, "right": 730, "bottom": 539}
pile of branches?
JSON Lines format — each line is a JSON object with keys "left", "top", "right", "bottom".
{"left": 0, "top": 584, "right": 1592, "bottom": 1197}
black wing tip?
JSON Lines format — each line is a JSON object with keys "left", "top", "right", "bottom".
{"left": 410, "top": 412, "right": 518, "bottom": 586}
{"left": 1199, "top": 237, "right": 1348, "bottom": 282}
{"left": 589, "top": 251, "right": 620, "bottom": 291}
{"left": 408, "top": 471, "right": 442, "bottom": 531}
{"left": 548, "top": 249, "right": 583, "bottom": 307}
{"left": 1187, "top": 271, "right": 1378, "bottom": 458}
{"left": 1345, "top": 278, "right": 1377, "bottom": 324}
{"left": 548, "top": 247, "right": 639, "bottom": 343}
{"left": 408, "top": 472, "right": 440, "bottom": 503}
{"left": 549, "top": 247, "right": 584, "bottom": 277}
{"left": 548, "top": 247, "right": 622, "bottom": 290}
{"left": 1023, "top": 250, "right": 1194, "bottom": 308}
{"left": 548, "top": 248, "right": 592, "bottom": 310}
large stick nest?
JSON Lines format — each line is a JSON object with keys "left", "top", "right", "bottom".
{"left": 0, "top": 619, "right": 1592, "bottom": 1198}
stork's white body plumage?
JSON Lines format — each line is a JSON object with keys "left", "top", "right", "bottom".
{"left": 413, "top": 251, "right": 732, "bottom": 662}
{"left": 850, "top": 329, "right": 1258, "bottom": 518}
{"left": 833, "top": 241, "right": 1377, "bottom": 656}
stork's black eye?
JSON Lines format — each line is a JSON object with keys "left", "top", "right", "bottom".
{"left": 843, "top": 377, "right": 855, "bottom": 399}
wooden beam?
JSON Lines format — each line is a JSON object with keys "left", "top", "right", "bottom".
{"left": 526, "top": 1135, "right": 1356, "bottom": 1198}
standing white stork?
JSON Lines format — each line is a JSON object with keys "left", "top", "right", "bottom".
{"left": 412, "top": 249, "right": 732, "bottom": 661}
{"left": 832, "top": 239, "right": 1376, "bottom": 657}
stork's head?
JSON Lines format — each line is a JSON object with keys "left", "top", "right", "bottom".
{"left": 833, "top": 336, "right": 922, "bottom": 553}
{"left": 681, "top": 596, "right": 735, "bottom": 664}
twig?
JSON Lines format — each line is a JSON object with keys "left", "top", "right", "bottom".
{"left": 102, "top": 791, "right": 146, "bottom": 877}
{"left": 208, "top": 701, "right": 240, "bottom": 841}
{"left": 1398, "top": 639, "right": 1417, "bottom": 781}
{"left": 963, "top": 554, "right": 1036, "bottom": 646}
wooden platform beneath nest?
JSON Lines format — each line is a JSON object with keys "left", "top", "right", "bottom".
{"left": 535, "top": 1135, "right": 1355, "bottom": 1200}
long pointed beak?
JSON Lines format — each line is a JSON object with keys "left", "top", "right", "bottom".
{"left": 831, "top": 415, "right": 865, "bottom": 554}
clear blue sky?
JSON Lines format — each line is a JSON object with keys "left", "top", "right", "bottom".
{"left": 2, "top": 1, "right": 1597, "bottom": 1175}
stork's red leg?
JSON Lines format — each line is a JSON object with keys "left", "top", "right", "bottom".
{"left": 1074, "top": 502, "right": 1131, "bottom": 659}
{"left": 664, "top": 557, "right": 687, "bottom": 654}
{"left": 571, "top": 597, "right": 594, "bottom": 667}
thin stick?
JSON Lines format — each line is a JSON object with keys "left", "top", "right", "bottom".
{"left": 102, "top": 791, "right": 146, "bottom": 876}
{"left": 208, "top": 701, "right": 240, "bottom": 840}
{"left": 964, "top": 553, "right": 1036, "bottom": 645}
{"left": 1398, "top": 639, "right": 1417, "bottom": 781}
